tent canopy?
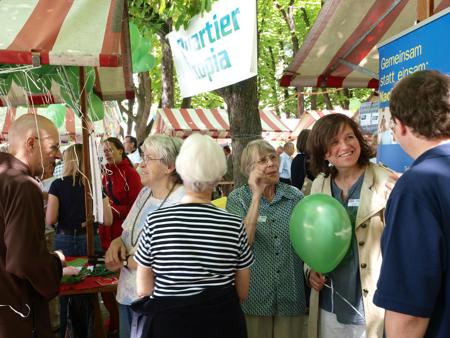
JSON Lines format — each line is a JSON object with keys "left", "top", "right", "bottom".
{"left": 151, "top": 108, "right": 291, "bottom": 140}
{"left": 0, "top": 0, "right": 133, "bottom": 106}
{"left": 280, "top": 0, "right": 449, "bottom": 89}
{"left": 0, "top": 104, "right": 123, "bottom": 143}
{"left": 290, "top": 109, "right": 355, "bottom": 138}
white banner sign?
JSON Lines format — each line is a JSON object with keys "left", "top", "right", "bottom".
{"left": 167, "top": 0, "right": 257, "bottom": 98}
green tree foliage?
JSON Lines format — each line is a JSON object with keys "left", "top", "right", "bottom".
{"left": 128, "top": 0, "right": 373, "bottom": 131}
{"left": 257, "top": 0, "right": 322, "bottom": 116}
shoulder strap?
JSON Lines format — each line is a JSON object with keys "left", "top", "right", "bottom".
{"left": 106, "top": 176, "right": 121, "bottom": 205}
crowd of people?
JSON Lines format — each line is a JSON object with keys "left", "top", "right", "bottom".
{"left": 0, "top": 70, "right": 449, "bottom": 338}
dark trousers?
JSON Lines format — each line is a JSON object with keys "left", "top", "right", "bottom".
{"left": 131, "top": 286, "right": 247, "bottom": 338}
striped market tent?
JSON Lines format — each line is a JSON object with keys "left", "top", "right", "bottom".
{"left": 151, "top": 108, "right": 292, "bottom": 140}
{"left": 279, "top": 0, "right": 449, "bottom": 89}
{"left": 0, "top": 103, "right": 123, "bottom": 143}
{"left": 0, "top": 0, "right": 133, "bottom": 106}
{"left": 290, "top": 110, "right": 355, "bottom": 138}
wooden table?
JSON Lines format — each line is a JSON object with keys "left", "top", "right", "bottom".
{"left": 60, "top": 260, "right": 118, "bottom": 338}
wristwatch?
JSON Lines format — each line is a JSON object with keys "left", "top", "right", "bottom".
{"left": 123, "top": 255, "right": 131, "bottom": 269}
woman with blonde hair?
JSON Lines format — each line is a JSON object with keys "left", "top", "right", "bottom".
{"left": 46, "top": 143, "right": 112, "bottom": 337}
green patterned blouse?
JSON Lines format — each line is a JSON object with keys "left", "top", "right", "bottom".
{"left": 227, "top": 183, "right": 307, "bottom": 316}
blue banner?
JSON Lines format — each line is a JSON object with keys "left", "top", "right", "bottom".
{"left": 377, "top": 9, "right": 450, "bottom": 171}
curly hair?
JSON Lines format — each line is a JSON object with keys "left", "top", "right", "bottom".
{"left": 307, "top": 114, "right": 373, "bottom": 177}
{"left": 390, "top": 70, "right": 450, "bottom": 139}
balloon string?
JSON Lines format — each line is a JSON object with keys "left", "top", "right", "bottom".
{"left": 0, "top": 303, "right": 31, "bottom": 318}
{"left": 324, "top": 280, "right": 365, "bottom": 320}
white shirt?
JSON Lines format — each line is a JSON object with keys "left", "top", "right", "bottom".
{"left": 116, "top": 185, "right": 185, "bottom": 305}
{"left": 279, "top": 152, "right": 292, "bottom": 179}
{"left": 127, "top": 149, "right": 141, "bottom": 166}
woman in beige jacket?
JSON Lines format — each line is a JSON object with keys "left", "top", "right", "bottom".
{"left": 304, "top": 114, "right": 393, "bottom": 338}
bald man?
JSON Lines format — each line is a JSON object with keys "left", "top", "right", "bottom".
{"left": 0, "top": 114, "right": 64, "bottom": 338}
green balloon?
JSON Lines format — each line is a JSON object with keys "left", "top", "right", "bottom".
{"left": 88, "top": 93, "right": 104, "bottom": 121}
{"left": 289, "top": 194, "right": 352, "bottom": 274}
{"left": 46, "top": 104, "right": 66, "bottom": 128}
{"left": 0, "top": 73, "right": 12, "bottom": 94}
{"left": 11, "top": 68, "right": 52, "bottom": 94}
{"left": 60, "top": 88, "right": 78, "bottom": 111}
{"left": 133, "top": 54, "right": 156, "bottom": 73}
{"left": 129, "top": 22, "right": 142, "bottom": 50}
{"left": 54, "top": 66, "right": 95, "bottom": 96}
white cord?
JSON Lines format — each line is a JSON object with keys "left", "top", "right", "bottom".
{"left": 0, "top": 303, "right": 31, "bottom": 318}
{"left": 324, "top": 280, "right": 365, "bottom": 320}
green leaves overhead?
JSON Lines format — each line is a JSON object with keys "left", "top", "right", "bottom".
{"left": 129, "top": 22, "right": 157, "bottom": 73}
{"left": 129, "top": 0, "right": 218, "bottom": 31}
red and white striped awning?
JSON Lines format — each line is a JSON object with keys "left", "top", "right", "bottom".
{"left": 291, "top": 110, "right": 355, "bottom": 137}
{"left": 0, "top": 104, "right": 123, "bottom": 143}
{"left": 0, "top": 0, "right": 123, "bottom": 67}
{"left": 280, "top": 0, "right": 449, "bottom": 89}
{"left": 151, "top": 108, "right": 291, "bottom": 139}
{"left": 0, "top": 0, "right": 133, "bottom": 105}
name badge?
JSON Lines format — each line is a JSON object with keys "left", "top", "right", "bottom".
{"left": 348, "top": 199, "right": 360, "bottom": 207}
{"left": 258, "top": 215, "right": 267, "bottom": 223}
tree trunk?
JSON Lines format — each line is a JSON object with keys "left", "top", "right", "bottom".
{"left": 117, "top": 99, "right": 134, "bottom": 138}
{"left": 134, "top": 72, "right": 153, "bottom": 143}
{"left": 181, "top": 97, "right": 192, "bottom": 108}
{"left": 342, "top": 88, "right": 351, "bottom": 110}
{"left": 268, "top": 46, "right": 280, "bottom": 114}
{"left": 217, "top": 77, "right": 260, "bottom": 188}
{"left": 310, "top": 88, "right": 318, "bottom": 110}
{"left": 322, "top": 89, "right": 334, "bottom": 110}
{"left": 126, "top": 114, "right": 133, "bottom": 136}
{"left": 159, "top": 20, "right": 174, "bottom": 108}
{"left": 297, "top": 87, "right": 305, "bottom": 118}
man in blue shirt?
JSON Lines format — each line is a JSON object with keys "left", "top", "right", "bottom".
{"left": 373, "top": 70, "right": 450, "bottom": 338}
{"left": 278, "top": 142, "right": 294, "bottom": 184}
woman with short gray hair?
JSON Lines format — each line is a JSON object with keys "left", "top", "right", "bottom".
{"left": 134, "top": 133, "right": 253, "bottom": 338}
{"left": 105, "top": 134, "right": 184, "bottom": 338}
{"left": 227, "top": 138, "right": 307, "bottom": 338}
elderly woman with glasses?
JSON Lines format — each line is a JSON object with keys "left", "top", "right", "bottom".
{"left": 133, "top": 134, "right": 254, "bottom": 338}
{"left": 226, "top": 139, "right": 307, "bottom": 338}
{"left": 105, "top": 135, "right": 185, "bottom": 338}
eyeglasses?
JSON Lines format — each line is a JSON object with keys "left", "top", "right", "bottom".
{"left": 254, "top": 153, "right": 278, "bottom": 166}
{"left": 142, "top": 155, "right": 162, "bottom": 164}
{"left": 34, "top": 137, "right": 60, "bottom": 154}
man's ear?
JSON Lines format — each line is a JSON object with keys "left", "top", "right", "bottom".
{"left": 395, "top": 118, "right": 408, "bottom": 136}
{"left": 25, "top": 136, "right": 35, "bottom": 152}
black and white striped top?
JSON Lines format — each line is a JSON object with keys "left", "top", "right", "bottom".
{"left": 135, "top": 203, "right": 254, "bottom": 297}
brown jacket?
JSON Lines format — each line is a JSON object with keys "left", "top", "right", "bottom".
{"left": 305, "top": 163, "right": 393, "bottom": 338}
{"left": 0, "top": 153, "right": 62, "bottom": 338}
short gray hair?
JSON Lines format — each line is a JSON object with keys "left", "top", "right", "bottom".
{"left": 240, "top": 139, "right": 276, "bottom": 177}
{"left": 142, "top": 134, "right": 182, "bottom": 167}
{"left": 176, "top": 133, "right": 226, "bottom": 192}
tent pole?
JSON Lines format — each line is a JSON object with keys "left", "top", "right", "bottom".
{"left": 79, "top": 66, "right": 94, "bottom": 257}
{"left": 417, "top": 0, "right": 434, "bottom": 22}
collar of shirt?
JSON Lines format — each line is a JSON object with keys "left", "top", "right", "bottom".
{"left": 412, "top": 142, "right": 450, "bottom": 167}
{"left": 243, "top": 182, "right": 300, "bottom": 204}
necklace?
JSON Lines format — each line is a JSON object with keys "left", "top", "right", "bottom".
{"left": 130, "top": 183, "right": 177, "bottom": 247}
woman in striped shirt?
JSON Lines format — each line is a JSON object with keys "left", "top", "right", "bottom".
{"left": 134, "top": 134, "right": 254, "bottom": 338}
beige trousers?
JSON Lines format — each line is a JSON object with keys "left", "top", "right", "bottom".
{"left": 246, "top": 315, "right": 306, "bottom": 338}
